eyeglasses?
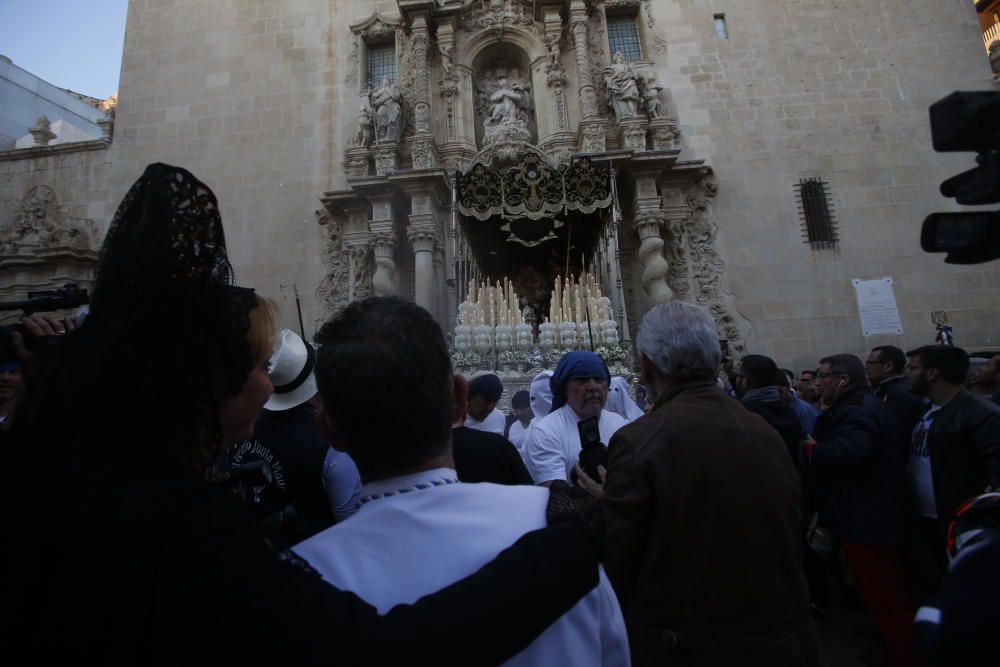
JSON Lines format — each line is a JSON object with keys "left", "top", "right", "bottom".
{"left": 816, "top": 371, "right": 839, "bottom": 379}
{"left": 864, "top": 359, "right": 884, "bottom": 366}
{"left": 904, "top": 364, "right": 923, "bottom": 373}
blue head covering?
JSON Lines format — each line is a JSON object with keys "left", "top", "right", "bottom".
{"left": 549, "top": 351, "right": 611, "bottom": 411}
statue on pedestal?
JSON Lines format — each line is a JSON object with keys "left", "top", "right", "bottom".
{"left": 369, "top": 76, "right": 406, "bottom": 142}
{"left": 640, "top": 74, "right": 664, "bottom": 119}
{"left": 352, "top": 106, "right": 373, "bottom": 146}
{"left": 603, "top": 51, "right": 641, "bottom": 122}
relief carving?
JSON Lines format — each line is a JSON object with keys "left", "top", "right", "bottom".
{"left": 316, "top": 209, "right": 350, "bottom": 316}
{"left": 1, "top": 185, "right": 97, "bottom": 254}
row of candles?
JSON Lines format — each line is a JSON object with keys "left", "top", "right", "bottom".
{"left": 453, "top": 273, "right": 620, "bottom": 356}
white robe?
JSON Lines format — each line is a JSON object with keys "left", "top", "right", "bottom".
{"left": 606, "top": 377, "right": 646, "bottom": 423}
{"left": 465, "top": 407, "right": 506, "bottom": 435}
{"left": 508, "top": 419, "right": 531, "bottom": 451}
{"left": 523, "top": 406, "right": 627, "bottom": 484}
{"left": 293, "top": 468, "right": 630, "bottom": 667}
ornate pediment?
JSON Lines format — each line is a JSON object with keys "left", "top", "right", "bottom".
{"left": 350, "top": 13, "right": 403, "bottom": 37}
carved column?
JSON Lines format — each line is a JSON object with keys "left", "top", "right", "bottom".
{"left": 569, "top": 3, "right": 597, "bottom": 117}
{"left": 409, "top": 230, "right": 437, "bottom": 313}
{"left": 406, "top": 183, "right": 443, "bottom": 313}
{"left": 635, "top": 210, "right": 672, "bottom": 304}
{"left": 369, "top": 195, "right": 397, "bottom": 297}
{"left": 408, "top": 13, "right": 437, "bottom": 169}
{"left": 633, "top": 169, "right": 671, "bottom": 303}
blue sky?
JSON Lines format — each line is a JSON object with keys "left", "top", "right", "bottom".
{"left": 0, "top": 0, "right": 129, "bottom": 99}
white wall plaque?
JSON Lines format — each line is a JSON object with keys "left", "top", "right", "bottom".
{"left": 852, "top": 277, "right": 904, "bottom": 336}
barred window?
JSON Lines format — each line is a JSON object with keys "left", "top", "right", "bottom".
{"left": 795, "top": 178, "right": 838, "bottom": 248}
{"left": 367, "top": 43, "right": 396, "bottom": 89}
{"left": 607, "top": 16, "right": 642, "bottom": 61}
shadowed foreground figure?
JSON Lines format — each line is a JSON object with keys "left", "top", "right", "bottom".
{"left": 3, "top": 163, "right": 602, "bottom": 666}
{"left": 601, "top": 301, "right": 819, "bottom": 667}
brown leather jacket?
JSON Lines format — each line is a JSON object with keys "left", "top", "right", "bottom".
{"left": 602, "top": 380, "right": 818, "bottom": 666}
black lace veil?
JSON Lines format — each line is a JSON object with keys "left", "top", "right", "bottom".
{"left": 11, "top": 163, "right": 260, "bottom": 488}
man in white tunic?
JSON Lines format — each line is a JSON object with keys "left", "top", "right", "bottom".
{"left": 507, "top": 390, "right": 533, "bottom": 452}
{"left": 464, "top": 372, "right": 506, "bottom": 435}
{"left": 524, "top": 351, "right": 628, "bottom": 485}
{"left": 294, "top": 299, "right": 630, "bottom": 667}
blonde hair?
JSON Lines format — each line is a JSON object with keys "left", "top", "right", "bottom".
{"left": 247, "top": 295, "right": 279, "bottom": 365}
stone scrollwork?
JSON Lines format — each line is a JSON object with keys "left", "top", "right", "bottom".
{"left": 634, "top": 209, "right": 672, "bottom": 305}
{"left": 315, "top": 209, "right": 350, "bottom": 316}
{"left": 1, "top": 185, "right": 97, "bottom": 255}
{"left": 465, "top": 0, "right": 534, "bottom": 36}
{"left": 684, "top": 169, "right": 745, "bottom": 354}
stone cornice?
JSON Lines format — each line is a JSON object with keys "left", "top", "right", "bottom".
{"left": 0, "top": 138, "right": 110, "bottom": 162}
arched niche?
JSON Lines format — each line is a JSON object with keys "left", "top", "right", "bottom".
{"left": 470, "top": 42, "right": 538, "bottom": 149}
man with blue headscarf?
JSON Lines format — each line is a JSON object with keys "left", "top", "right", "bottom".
{"left": 523, "top": 351, "right": 627, "bottom": 485}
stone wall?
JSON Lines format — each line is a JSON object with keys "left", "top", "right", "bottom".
{"left": 643, "top": 0, "right": 1000, "bottom": 370}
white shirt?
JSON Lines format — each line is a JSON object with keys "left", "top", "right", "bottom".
{"left": 465, "top": 407, "right": 506, "bottom": 436}
{"left": 910, "top": 404, "right": 941, "bottom": 519}
{"left": 508, "top": 419, "right": 531, "bottom": 451}
{"left": 293, "top": 468, "right": 630, "bottom": 667}
{"left": 523, "top": 405, "right": 628, "bottom": 484}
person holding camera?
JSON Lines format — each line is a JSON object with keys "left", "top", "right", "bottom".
{"left": 522, "top": 351, "right": 626, "bottom": 487}
{"left": 4, "top": 163, "right": 606, "bottom": 666}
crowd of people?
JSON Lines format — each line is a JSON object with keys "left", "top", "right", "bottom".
{"left": 1, "top": 163, "right": 998, "bottom": 666}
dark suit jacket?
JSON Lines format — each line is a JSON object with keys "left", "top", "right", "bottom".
{"left": 602, "top": 380, "right": 818, "bottom": 667}
{"left": 452, "top": 426, "right": 533, "bottom": 485}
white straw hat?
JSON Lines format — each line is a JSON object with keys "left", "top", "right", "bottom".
{"left": 263, "top": 329, "right": 318, "bottom": 411}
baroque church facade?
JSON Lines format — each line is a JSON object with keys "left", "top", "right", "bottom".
{"left": 1, "top": 0, "right": 998, "bottom": 370}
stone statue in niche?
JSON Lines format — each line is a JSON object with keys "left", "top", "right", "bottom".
{"left": 603, "top": 51, "right": 641, "bottom": 121}
{"left": 639, "top": 73, "right": 663, "bottom": 119}
{"left": 352, "top": 106, "right": 373, "bottom": 146}
{"left": 369, "top": 76, "right": 406, "bottom": 142}
{"left": 479, "top": 74, "right": 532, "bottom": 148}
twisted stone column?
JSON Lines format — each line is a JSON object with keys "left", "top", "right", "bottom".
{"left": 635, "top": 210, "right": 672, "bottom": 304}
{"left": 569, "top": 3, "right": 597, "bottom": 118}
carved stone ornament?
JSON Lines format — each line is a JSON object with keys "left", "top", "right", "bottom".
{"left": 663, "top": 217, "right": 690, "bottom": 301}
{"left": 409, "top": 133, "right": 438, "bottom": 170}
{"left": 617, "top": 117, "right": 648, "bottom": 152}
{"left": 465, "top": 0, "right": 535, "bottom": 37}
{"left": 29, "top": 116, "right": 57, "bottom": 146}
{"left": 649, "top": 117, "right": 681, "bottom": 151}
{"left": 344, "top": 146, "right": 372, "bottom": 178}
{"left": 316, "top": 209, "right": 351, "bottom": 317}
{"left": 1, "top": 185, "right": 97, "bottom": 255}
{"left": 371, "top": 141, "right": 400, "bottom": 175}
{"left": 604, "top": 51, "right": 642, "bottom": 122}
{"left": 347, "top": 243, "right": 373, "bottom": 302}
{"left": 684, "top": 169, "right": 745, "bottom": 354}
{"left": 578, "top": 118, "right": 607, "bottom": 153}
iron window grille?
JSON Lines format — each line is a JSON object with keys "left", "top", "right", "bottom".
{"left": 607, "top": 16, "right": 643, "bottom": 61}
{"left": 795, "top": 178, "right": 838, "bottom": 249}
{"left": 367, "top": 44, "right": 396, "bottom": 90}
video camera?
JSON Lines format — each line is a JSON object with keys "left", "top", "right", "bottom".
{"left": 0, "top": 284, "right": 90, "bottom": 316}
{"left": 921, "top": 91, "right": 1000, "bottom": 264}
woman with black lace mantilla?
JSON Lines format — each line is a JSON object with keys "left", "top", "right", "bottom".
{"left": 3, "top": 164, "right": 601, "bottom": 665}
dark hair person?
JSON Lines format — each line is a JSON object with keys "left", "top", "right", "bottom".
{"left": 4, "top": 164, "right": 599, "bottom": 666}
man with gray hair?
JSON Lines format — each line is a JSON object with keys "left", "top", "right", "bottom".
{"left": 600, "top": 301, "right": 817, "bottom": 666}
